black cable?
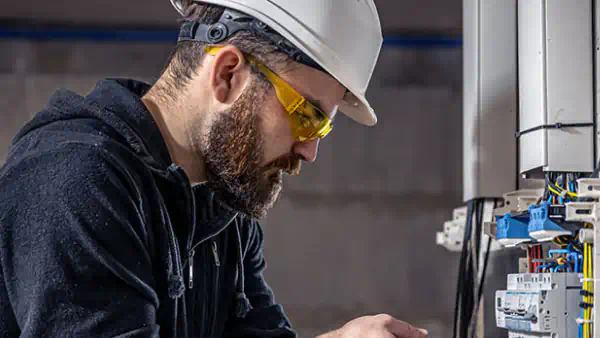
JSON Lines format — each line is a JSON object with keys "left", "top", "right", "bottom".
{"left": 468, "top": 199, "right": 498, "bottom": 338}
{"left": 462, "top": 249, "right": 474, "bottom": 338}
{"left": 475, "top": 201, "right": 484, "bottom": 266}
{"left": 460, "top": 199, "right": 485, "bottom": 338}
{"left": 464, "top": 199, "right": 484, "bottom": 338}
{"left": 461, "top": 199, "right": 482, "bottom": 338}
{"left": 453, "top": 200, "right": 475, "bottom": 338}
{"left": 514, "top": 122, "right": 594, "bottom": 138}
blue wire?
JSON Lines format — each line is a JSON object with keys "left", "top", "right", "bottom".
{"left": 569, "top": 252, "right": 580, "bottom": 273}
{"left": 553, "top": 265, "right": 570, "bottom": 272}
{"left": 558, "top": 183, "right": 564, "bottom": 204}
{"left": 548, "top": 196, "right": 553, "bottom": 203}
{"left": 549, "top": 249, "right": 571, "bottom": 257}
{"left": 570, "top": 181, "right": 576, "bottom": 193}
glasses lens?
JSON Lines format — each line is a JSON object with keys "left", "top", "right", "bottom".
{"left": 289, "top": 100, "right": 332, "bottom": 141}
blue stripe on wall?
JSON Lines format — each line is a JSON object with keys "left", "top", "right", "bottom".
{"left": 0, "top": 26, "right": 462, "bottom": 48}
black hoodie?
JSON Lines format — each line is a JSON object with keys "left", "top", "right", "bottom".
{"left": 0, "top": 79, "right": 296, "bottom": 338}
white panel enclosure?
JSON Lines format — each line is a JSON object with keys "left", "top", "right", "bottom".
{"left": 463, "top": 0, "right": 518, "bottom": 201}
{"left": 518, "top": 0, "right": 594, "bottom": 174}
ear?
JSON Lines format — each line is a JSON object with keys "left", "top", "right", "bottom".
{"left": 208, "top": 45, "right": 250, "bottom": 105}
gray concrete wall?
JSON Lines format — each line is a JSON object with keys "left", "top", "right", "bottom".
{"left": 0, "top": 40, "right": 467, "bottom": 338}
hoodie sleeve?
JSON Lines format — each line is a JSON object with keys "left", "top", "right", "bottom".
{"left": 223, "top": 220, "right": 297, "bottom": 338}
{"left": 0, "top": 145, "right": 160, "bottom": 337}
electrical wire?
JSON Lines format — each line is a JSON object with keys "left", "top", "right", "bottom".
{"left": 528, "top": 247, "right": 533, "bottom": 273}
{"left": 453, "top": 198, "right": 499, "bottom": 338}
{"left": 453, "top": 200, "right": 474, "bottom": 338}
{"left": 548, "top": 181, "right": 578, "bottom": 198}
{"left": 466, "top": 199, "right": 499, "bottom": 338}
{"left": 537, "top": 245, "right": 544, "bottom": 266}
{"left": 580, "top": 223, "right": 593, "bottom": 338}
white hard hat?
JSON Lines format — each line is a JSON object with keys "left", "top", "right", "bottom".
{"left": 170, "top": 0, "right": 383, "bottom": 126}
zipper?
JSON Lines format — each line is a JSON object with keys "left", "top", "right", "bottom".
{"left": 186, "top": 215, "right": 235, "bottom": 290}
{"left": 209, "top": 240, "right": 221, "bottom": 337}
{"left": 188, "top": 249, "right": 195, "bottom": 289}
{"left": 212, "top": 241, "right": 221, "bottom": 267}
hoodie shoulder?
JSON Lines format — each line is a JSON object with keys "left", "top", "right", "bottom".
{"left": 0, "top": 142, "right": 155, "bottom": 254}
{"left": 0, "top": 141, "right": 162, "bottom": 338}
{"left": 0, "top": 142, "right": 141, "bottom": 207}
{"left": 6, "top": 79, "right": 172, "bottom": 171}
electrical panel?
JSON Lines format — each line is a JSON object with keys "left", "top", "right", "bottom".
{"left": 445, "top": 0, "right": 600, "bottom": 337}
{"left": 518, "top": 0, "right": 594, "bottom": 175}
{"left": 496, "top": 273, "right": 581, "bottom": 337}
{"left": 462, "top": 0, "right": 518, "bottom": 201}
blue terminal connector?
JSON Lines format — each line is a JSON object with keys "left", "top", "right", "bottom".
{"left": 528, "top": 202, "right": 571, "bottom": 241}
{"left": 496, "top": 212, "right": 532, "bottom": 246}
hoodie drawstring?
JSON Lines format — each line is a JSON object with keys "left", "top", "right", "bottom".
{"left": 234, "top": 221, "right": 252, "bottom": 318}
{"left": 164, "top": 164, "right": 186, "bottom": 299}
{"left": 165, "top": 164, "right": 251, "bottom": 318}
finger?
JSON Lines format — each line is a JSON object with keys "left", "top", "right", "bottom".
{"left": 383, "top": 317, "right": 428, "bottom": 338}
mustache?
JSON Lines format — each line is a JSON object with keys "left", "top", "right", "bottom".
{"left": 265, "top": 153, "right": 302, "bottom": 176}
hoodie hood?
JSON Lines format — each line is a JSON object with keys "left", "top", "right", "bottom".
{"left": 14, "top": 79, "right": 172, "bottom": 171}
{"left": 13, "top": 78, "right": 250, "bottom": 316}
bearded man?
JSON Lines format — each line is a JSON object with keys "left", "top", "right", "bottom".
{"left": 0, "top": 1, "right": 428, "bottom": 337}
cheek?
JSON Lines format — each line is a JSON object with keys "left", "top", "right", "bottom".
{"left": 260, "top": 95, "right": 295, "bottom": 165}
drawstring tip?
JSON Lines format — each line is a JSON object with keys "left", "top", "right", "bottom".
{"left": 168, "top": 274, "right": 185, "bottom": 299}
{"left": 235, "top": 292, "right": 252, "bottom": 318}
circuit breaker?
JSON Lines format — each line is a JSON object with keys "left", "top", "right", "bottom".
{"left": 496, "top": 273, "right": 581, "bottom": 337}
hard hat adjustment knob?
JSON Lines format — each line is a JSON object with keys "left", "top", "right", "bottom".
{"left": 255, "top": 21, "right": 268, "bottom": 30}
{"left": 207, "top": 23, "right": 228, "bottom": 43}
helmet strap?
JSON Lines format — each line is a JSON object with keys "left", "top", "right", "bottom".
{"left": 177, "top": 7, "right": 325, "bottom": 73}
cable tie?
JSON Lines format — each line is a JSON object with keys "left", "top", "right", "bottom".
{"left": 576, "top": 318, "right": 594, "bottom": 324}
{"left": 515, "top": 122, "right": 594, "bottom": 138}
{"left": 580, "top": 278, "right": 598, "bottom": 282}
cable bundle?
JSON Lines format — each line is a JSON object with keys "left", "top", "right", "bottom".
{"left": 579, "top": 224, "right": 594, "bottom": 338}
{"left": 453, "top": 198, "right": 497, "bottom": 338}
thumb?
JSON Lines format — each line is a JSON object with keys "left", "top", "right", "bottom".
{"left": 384, "top": 318, "right": 428, "bottom": 338}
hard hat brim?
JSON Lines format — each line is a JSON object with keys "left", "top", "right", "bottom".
{"left": 337, "top": 91, "right": 377, "bottom": 126}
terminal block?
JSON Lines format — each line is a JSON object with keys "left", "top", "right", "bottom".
{"left": 497, "top": 212, "right": 532, "bottom": 247}
{"left": 496, "top": 273, "right": 581, "bottom": 337}
{"left": 528, "top": 203, "right": 572, "bottom": 241}
{"left": 436, "top": 207, "right": 467, "bottom": 252}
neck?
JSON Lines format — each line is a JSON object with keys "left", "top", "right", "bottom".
{"left": 142, "top": 90, "right": 207, "bottom": 184}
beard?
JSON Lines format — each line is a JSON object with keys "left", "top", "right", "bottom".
{"left": 200, "top": 77, "right": 301, "bottom": 219}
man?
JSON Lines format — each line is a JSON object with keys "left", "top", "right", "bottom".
{"left": 0, "top": 0, "right": 428, "bottom": 337}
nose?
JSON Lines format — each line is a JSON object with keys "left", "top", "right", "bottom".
{"left": 293, "top": 139, "right": 320, "bottom": 163}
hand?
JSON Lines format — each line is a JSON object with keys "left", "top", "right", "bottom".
{"left": 317, "top": 314, "right": 428, "bottom": 338}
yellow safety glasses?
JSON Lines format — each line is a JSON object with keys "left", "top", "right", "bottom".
{"left": 205, "top": 46, "right": 333, "bottom": 142}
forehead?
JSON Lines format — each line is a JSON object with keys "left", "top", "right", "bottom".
{"left": 275, "top": 62, "right": 347, "bottom": 117}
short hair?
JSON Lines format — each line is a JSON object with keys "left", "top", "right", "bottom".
{"left": 154, "top": 1, "right": 291, "bottom": 99}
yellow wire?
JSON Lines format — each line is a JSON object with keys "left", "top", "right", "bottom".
{"left": 588, "top": 244, "right": 591, "bottom": 338}
{"left": 584, "top": 244, "right": 587, "bottom": 337}
{"left": 583, "top": 242, "right": 594, "bottom": 338}
{"left": 584, "top": 243, "right": 589, "bottom": 338}
{"left": 548, "top": 185, "right": 568, "bottom": 198}
{"left": 550, "top": 182, "right": 579, "bottom": 197}
{"left": 553, "top": 237, "right": 567, "bottom": 247}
